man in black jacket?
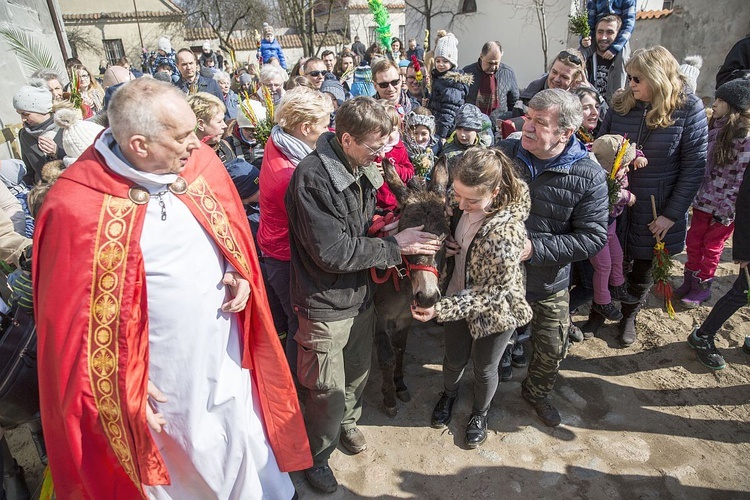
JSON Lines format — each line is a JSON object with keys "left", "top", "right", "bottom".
{"left": 286, "top": 97, "right": 441, "bottom": 493}
{"left": 173, "top": 48, "right": 223, "bottom": 101}
{"left": 463, "top": 41, "right": 519, "bottom": 118}
{"left": 499, "top": 89, "right": 608, "bottom": 427}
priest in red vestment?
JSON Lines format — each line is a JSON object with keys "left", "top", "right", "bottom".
{"left": 32, "top": 78, "right": 311, "bottom": 499}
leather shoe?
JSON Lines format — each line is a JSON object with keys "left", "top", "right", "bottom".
{"left": 305, "top": 464, "right": 338, "bottom": 493}
{"left": 464, "top": 414, "right": 487, "bottom": 448}
{"left": 339, "top": 427, "right": 367, "bottom": 454}
{"left": 431, "top": 392, "right": 456, "bottom": 428}
{"left": 521, "top": 388, "right": 561, "bottom": 427}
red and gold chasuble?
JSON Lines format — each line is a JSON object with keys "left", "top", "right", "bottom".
{"left": 33, "top": 143, "right": 311, "bottom": 499}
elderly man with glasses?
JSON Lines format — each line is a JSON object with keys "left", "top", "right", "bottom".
{"left": 286, "top": 96, "right": 441, "bottom": 493}
{"left": 371, "top": 59, "right": 413, "bottom": 115}
{"left": 463, "top": 41, "right": 520, "bottom": 119}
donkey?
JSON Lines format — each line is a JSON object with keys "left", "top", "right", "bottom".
{"left": 373, "top": 157, "right": 450, "bottom": 417}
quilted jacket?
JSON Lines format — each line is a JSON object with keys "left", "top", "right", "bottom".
{"left": 428, "top": 69, "right": 473, "bottom": 139}
{"left": 599, "top": 92, "right": 708, "bottom": 260}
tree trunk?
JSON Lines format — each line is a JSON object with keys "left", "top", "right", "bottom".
{"left": 535, "top": 0, "right": 549, "bottom": 71}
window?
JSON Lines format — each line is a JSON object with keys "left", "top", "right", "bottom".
{"left": 662, "top": 0, "right": 674, "bottom": 8}
{"left": 399, "top": 25, "right": 405, "bottom": 43}
{"left": 103, "top": 39, "right": 125, "bottom": 65}
{"left": 461, "top": 0, "right": 477, "bottom": 13}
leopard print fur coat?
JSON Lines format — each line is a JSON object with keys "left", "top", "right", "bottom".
{"left": 435, "top": 182, "right": 533, "bottom": 339}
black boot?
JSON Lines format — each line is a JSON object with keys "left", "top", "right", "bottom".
{"left": 431, "top": 392, "right": 456, "bottom": 428}
{"left": 618, "top": 302, "right": 640, "bottom": 346}
{"left": 465, "top": 413, "right": 488, "bottom": 448}
{"left": 581, "top": 309, "right": 605, "bottom": 339}
{"left": 30, "top": 429, "right": 47, "bottom": 466}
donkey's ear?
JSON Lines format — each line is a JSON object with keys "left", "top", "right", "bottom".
{"left": 429, "top": 156, "right": 449, "bottom": 199}
{"left": 382, "top": 157, "right": 410, "bottom": 206}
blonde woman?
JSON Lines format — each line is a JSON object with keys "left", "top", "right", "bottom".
{"left": 599, "top": 45, "right": 708, "bottom": 345}
{"left": 256, "top": 87, "right": 333, "bottom": 372}
{"left": 74, "top": 65, "right": 104, "bottom": 117}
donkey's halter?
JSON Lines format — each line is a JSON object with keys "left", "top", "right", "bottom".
{"left": 370, "top": 256, "right": 440, "bottom": 292}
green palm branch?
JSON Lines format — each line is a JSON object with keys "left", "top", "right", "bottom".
{"left": 0, "top": 27, "right": 63, "bottom": 77}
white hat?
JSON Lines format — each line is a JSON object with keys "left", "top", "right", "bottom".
{"left": 679, "top": 55, "right": 702, "bottom": 92}
{"left": 13, "top": 85, "right": 52, "bottom": 114}
{"left": 434, "top": 32, "right": 459, "bottom": 68}
{"left": 202, "top": 41, "right": 211, "bottom": 51}
{"left": 158, "top": 36, "right": 172, "bottom": 53}
{"left": 54, "top": 108, "right": 104, "bottom": 161}
{"left": 237, "top": 99, "right": 267, "bottom": 129}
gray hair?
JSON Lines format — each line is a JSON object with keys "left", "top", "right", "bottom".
{"left": 260, "top": 64, "right": 287, "bottom": 84}
{"left": 528, "top": 89, "right": 583, "bottom": 131}
{"left": 31, "top": 68, "right": 61, "bottom": 82}
{"left": 213, "top": 70, "right": 231, "bottom": 83}
{"left": 108, "top": 78, "right": 187, "bottom": 143}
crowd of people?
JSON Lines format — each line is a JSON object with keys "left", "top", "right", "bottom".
{"left": 1, "top": 3, "right": 750, "bottom": 498}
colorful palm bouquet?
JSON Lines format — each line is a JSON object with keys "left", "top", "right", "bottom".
{"left": 651, "top": 195, "right": 676, "bottom": 319}
{"left": 606, "top": 137, "right": 630, "bottom": 210}
{"left": 569, "top": 6, "right": 590, "bottom": 38}
{"left": 239, "top": 85, "right": 274, "bottom": 147}
{"left": 67, "top": 69, "right": 92, "bottom": 119}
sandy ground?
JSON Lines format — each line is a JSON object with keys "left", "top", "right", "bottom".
{"left": 7, "top": 247, "right": 750, "bottom": 499}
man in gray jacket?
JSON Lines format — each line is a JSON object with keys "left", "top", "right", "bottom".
{"left": 579, "top": 14, "right": 630, "bottom": 104}
{"left": 286, "top": 96, "right": 441, "bottom": 493}
{"left": 499, "top": 89, "right": 608, "bottom": 427}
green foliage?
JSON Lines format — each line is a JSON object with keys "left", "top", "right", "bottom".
{"left": 568, "top": 10, "right": 590, "bottom": 38}
{"left": 0, "top": 27, "right": 63, "bottom": 77}
{"left": 606, "top": 177, "right": 620, "bottom": 211}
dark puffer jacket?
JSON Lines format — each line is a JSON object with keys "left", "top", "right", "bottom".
{"left": 428, "top": 69, "right": 473, "bottom": 139}
{"left": 285, "top": 132, "right": 402, "bottom": 321}
{"left": 499, "top": 137, "right": 608, "bottom": 302}
{"left": 733, "top": 166, "right": 750, "bottom": 262}
{"left": 599, "top": 93, "right": 708, "bottom": 260}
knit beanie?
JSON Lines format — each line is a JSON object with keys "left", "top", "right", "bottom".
{"left": 405, "top": 111, "right": 435, "bottom": 135}
{"left": 679, "top": 55, "right": 702, "bottom": 92}
{"left": 320, "top": 79, "right": 346, "bottom": 106}
{"left": 202, "top": 41, "right": 211, "bottom": 52}
{"left": 239, "top": 73, "right": 255, "bottom": 86}
{"left": 54, "top": 108, "right": 104, "bottom": 160}
{"left": 103, "top": 66, "right": 134, "bottom": 89}
{"left": 237, "top": 99, "right": 267, "bottom": 129}
{"left": 715, "top": 76, "right": 750, "bottom": 112}
{"left": 591, "top": 134, "right": 636, "bottom": 174}
{"left": 434, "top": 32, "right": 458, "bottom": 68}
{"left": 350, "top": 64, "right": 375, "bottom": 97}
{"left": 13, "top": 85, "right": 52, "bottom": 114}
{"left": 263, "top": 23, "right": 275, "bottom": 38}
{"left": 225, "top": 158, "right": 260, "bottom": 199}
{"left": 158, "top": 36, "right": 172, "bottom": 53}
{"left": 454, "top": 103, "right": 483, "bottom": 131}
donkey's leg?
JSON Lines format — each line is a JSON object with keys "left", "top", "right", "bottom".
{"left": 393, "top": 322, "right": 411, "bottom": 402}
{"left": 374, "top": 319, "right": 399, "bottom": 416}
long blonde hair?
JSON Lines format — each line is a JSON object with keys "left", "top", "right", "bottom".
{"left": 612, "top": 46, "right": 687, "bottom": 129}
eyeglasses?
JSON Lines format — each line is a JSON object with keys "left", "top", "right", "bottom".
{"left": 80, "top": 73, "right": 91, "bottom": 79}
{"left": 307, "top": 70, "right": 326, "bottom": 77}
{"left": 360, "top": 141, "right": 387, "bottom": 156}
{"left": 375, "top": 79, "right": 401, "bottom": 89}
{"left": 558, "top": 50, "right": 582, "bottom": 66}
{"left": 627, "top": 74, "right": 642, "bottom": 84}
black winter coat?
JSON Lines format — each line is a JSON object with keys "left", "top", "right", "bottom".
{"left": 599, "top": 93, "right": 708, "bottom": 260}
{"left": 285, "top": 132, "right": 402, "bottom": 321}
{"left": 499, "top": 137, "right": 608, "bottom": 302}
{"left": 428, "top": 69, "right": 473, "bottom": 139}
{"left": 463, "top": 61, "right": 520, "bottom": 114}
{"left": 733, "top": 167, "right": 750, "bottom": 262}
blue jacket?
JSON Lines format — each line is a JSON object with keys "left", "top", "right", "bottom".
{"left": 428, "top": 69, "right": 473, "bottom": 139}
{"left": 224, "top": 89, "right": 239, "bottom": 121}
{"left": 259, "top": 38, "right": 287, "bottom": 69}
{"left": 587, "top": 0, "right": 636, "bottom": 55}
{"left": 599, "top": 93, "right": 708, "bottom": 260}
{"left": 499, "top": 136, "right": 608, "bottom": 301}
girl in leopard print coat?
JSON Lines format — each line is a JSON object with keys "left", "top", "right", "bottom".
{"left": 412, "top": 147, "right": 532, "bottom": 448}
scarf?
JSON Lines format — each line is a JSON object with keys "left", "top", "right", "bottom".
{"left": 270, "top": 125, "right": 312, "bottom": 166}
{"left": 475, "top": 70, "right": 497, "bottom": 116}
{"left": 23, "top": 115, "right": 57, "bottom": 139}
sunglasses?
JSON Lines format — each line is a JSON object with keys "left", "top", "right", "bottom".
{"left": 307, "top": 70, "right": 326, "bottom": 77}
{"left": 375, "top": 79, "right": 401, "bottom": 89}
{"left": 627, "top": 74, "right": 642, "bottom": 84}
{"left": 558, "top": 50, "right": 582, "bottom": 66}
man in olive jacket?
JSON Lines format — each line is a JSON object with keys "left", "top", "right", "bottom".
{"left": 499, "top": 89, "right": 608, "bottom": 428}
{"left": 285, "top": 96, "right": 441, "bottom": 493}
